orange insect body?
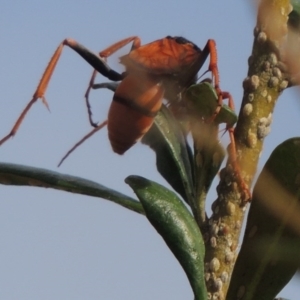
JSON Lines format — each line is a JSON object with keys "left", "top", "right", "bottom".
{"left": 108, "top": 73, "right": 163, "bottom": 154}
{"left": 0, "top": 34, "right": 250, "bottom": 199}
{"left": 119, "top": 36, "right": 206, "bottom": 103}
{"left": 101, "top": 36, "right": 211, "bottom": 154}
{"left": 121, "top": 37, "right": 202, "bottom": 76}
{"left": 0, "top": 35, "right": 219, "bottom": 158}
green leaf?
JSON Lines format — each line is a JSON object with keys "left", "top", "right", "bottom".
{"left": 0, "top": 162, "right": 144, "bottom": 214}
{"left": 185, "top": 82, "right": 238, "bottom": 127}
{"left": 227, "top": 138, "right": 300, "bottom": 300}
{"left": 184, "top": 82, "right": 228, "bottom": 223}
{"left": 126, "top": 175, "right": 207, "bottom": 300}
{"left": 289, "top": 0, "right": 300, "bottom": 30}
{"left": 142, "top": 105, "right": 194, "bottom": 206}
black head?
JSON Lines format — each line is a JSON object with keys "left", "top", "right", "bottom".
{"left": 165, "top": 36, "right": 201, "bottom": 52}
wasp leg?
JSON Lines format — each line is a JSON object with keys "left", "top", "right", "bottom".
{"left": 219, "top": 92, "right": 251, "bottom": 201}
{"left": 227, "top": 127, "right": 251, "bottom": 202}
{"left": 66, "top": 39, "right": 123, "bottom": 81}
{"left": 92, "top": 82, "right": 119, "bottom": 92}
{"left": 84, "top": 77, "right": 120, "bottom": 128}
{"left": 0, "top": 42, "right": 64, "bottom": 146}
{"left": 84, "top": 70, "right": 100, "bottom": 128}
{"left": 57, "top": 120, "right": 108, "bottom": 167}
{"left": 201, "top": 39, "right": 224, "bottom": 119}
{"left": 0, "top": 38, "right": 126, "bottom": 146}
{"left": 100, "top": 36, "right": 141, "bottom": 57}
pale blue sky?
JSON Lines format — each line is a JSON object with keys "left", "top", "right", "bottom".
{"left": 0, "top": 1, "right": 299, "bottom": 299}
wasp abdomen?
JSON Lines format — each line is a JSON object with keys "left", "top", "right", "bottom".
{"left": 108, "top": 74, "right": 164, "bottom": 154}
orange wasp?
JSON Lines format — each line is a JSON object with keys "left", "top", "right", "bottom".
{"left": 0, "top": 36, "right": 222, "bottom": 156}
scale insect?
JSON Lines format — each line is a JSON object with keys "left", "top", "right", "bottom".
{"left": 0, "top": 36, "right": 223, "bottom": 156}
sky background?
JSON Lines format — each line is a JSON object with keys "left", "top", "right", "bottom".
{"left": 0, "top": 1, "right": 299, "bottom": 299}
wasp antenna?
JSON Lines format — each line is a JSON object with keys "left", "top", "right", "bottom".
{"left": 57, "top": 120, "right": 108, "bottom": 167}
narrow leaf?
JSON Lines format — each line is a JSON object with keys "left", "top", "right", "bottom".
{"left": 227, "top": 138, "right": 300, "bottom": 300}
{"left": 126, "top": 175, "right": 207, "bottom": 300}
{"left": 142, "top": 105, "right": 194, "bottom": 206}
{"left": 0, "top": 162, "right": 144, "bottom": 214}
{"left": 289, "top": 0, "right": 300, "bottom": 30}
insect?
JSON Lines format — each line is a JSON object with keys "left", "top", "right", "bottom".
{"left": 0, "top": 36, "right": 223, "bottom": 155}
{"left": 81, "top": 80, "right": 250, "bottom": 206}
